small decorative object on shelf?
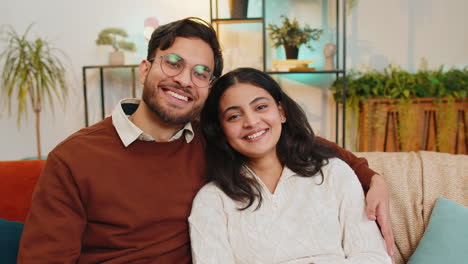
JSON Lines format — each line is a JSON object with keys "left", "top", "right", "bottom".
{"left": 267, "top": 15, "right": 323, "bottom": 59}
{"left": 272, "top": 59, "right": 315, "bottom": 72}
{"left": 229, "top": 0, "right": 249, "bottom": 19}
{"left": 323, "top": 43, "right": 336, "bottom": 70}
{"left": 96, "top": 28, "right": 137, "bottom": 65}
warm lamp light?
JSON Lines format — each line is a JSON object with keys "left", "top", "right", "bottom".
{"left": 144, "top": 17, "right": 159, "bottom": 41}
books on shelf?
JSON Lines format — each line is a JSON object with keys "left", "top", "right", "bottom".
{"left": 271, "top": 59, "right": 316, "bottom": 72}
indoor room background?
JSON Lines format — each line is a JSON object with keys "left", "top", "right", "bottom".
{"left": 1, "top": 0, "right": 466, "bottom": 160}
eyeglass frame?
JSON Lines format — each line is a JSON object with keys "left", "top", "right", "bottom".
{"left": 147, "top": 53, "right": 215, "bottom": 88}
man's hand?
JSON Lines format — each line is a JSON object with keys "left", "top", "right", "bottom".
{"left": 366, "top": 173, "right": 395, "bottom": 261}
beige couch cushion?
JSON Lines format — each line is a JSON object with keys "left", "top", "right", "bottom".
{"left": 419, "top": 151, "right": 468, "bottom": 225}
{"left": 355, "top": 151, "right": 424, "bottom": 264}
{"left": 354, "top": 151, "right": 468, "bottom": 264}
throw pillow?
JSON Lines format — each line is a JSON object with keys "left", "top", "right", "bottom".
{"left": 0, "top": 218, "right": 24, "bottom": 264}
{"left": 407, "top": 197, "right": 468, "bottom": 264}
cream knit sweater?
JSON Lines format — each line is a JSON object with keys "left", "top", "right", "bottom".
{"left": 189, "top": 158, "right": 391, "bottom": 264}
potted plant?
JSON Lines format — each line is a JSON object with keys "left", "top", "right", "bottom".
{"left": 229, "top": 0, "right": 249, "bottom": 19}
{"left": 332, "top": 63, "right": 468, "bottom": 153}
{"left": 95, "top": 28, "right": 136, "bottom": 65}
{"left": 267, "top": 15, "right": 323, "bottom": 59}
{"left": 0, "top": 24, "right": 69, "bottom": 159}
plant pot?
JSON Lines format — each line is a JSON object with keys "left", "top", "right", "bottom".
{"left": 229, "top": 0, "right": 248, "bottom": 19}
{"left": 283, "top": 45, "right": 299, "bottom": 60}
{"left": 109, "top": 51, "right": 125, "bottom": 65}
{"left": 357, "top": 98, "right": 467, "bottom": 154}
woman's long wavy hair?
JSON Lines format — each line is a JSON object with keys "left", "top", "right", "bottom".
{"left": 200, "top": 68, "right": 338, "bottom": 210}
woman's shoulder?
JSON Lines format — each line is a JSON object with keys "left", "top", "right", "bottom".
{"left": 323, "top": 157, "right": 353, "bottom": 173}
{"left": 321, "top": 157, "right": 360, "bottom": 186}
{"left": 192, "top": 182, "right": 232, "bottom": 207}
{"left": 190, "top": 182, "right": 238, "bottom": 218}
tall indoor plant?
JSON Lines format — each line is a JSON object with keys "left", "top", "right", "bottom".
{"left": 0, "top": 24, "right": 68, "bottom": 159}
{"left": 267, "top": 15, "right": 323, "bottom": 59}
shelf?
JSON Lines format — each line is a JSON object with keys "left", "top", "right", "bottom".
{"left": 211, "top": 18, "right": 263, "bottom": 24}
{"left": 210, "top": 0, "right": 348, "bottom": 146}
{"left": 83, "top": 64, "right": 139, "bottom": 69}
{"left": 266, "top": 69, "right": 345, "bottom": 74}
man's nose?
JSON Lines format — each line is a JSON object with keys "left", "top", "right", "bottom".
{"left": 172, "top": 66, "right": 193, "bottom": 87}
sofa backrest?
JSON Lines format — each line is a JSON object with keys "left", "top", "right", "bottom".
{"left": 355, "top": 151, "right": 468, "bottom": 264}
{"left": 0, "top": 160, "right": 45, "bottom": 222}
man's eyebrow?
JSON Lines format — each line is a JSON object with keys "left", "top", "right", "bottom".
{"left": 221, "top": 97, "right": 270, "bottom": 116}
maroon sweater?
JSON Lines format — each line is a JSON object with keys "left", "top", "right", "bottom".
{"left": 18, "top": 118, "right": 206, "bottom": 263}
{"left": 18, "top": 118, "right": 376, "bottom": 264}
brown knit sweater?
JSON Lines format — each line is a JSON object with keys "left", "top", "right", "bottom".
{"left": 18, "top": 118, "right": 206, "bottom": 263}
{"left": 18, "top": 117, "right": 376, "bottom": 264}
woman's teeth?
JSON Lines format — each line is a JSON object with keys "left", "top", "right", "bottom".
{"left": 246, "top": 130, "right": 266, "bottom": 139}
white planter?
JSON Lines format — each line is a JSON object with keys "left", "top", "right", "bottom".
{"left": 109, "top": 51, "right": 125, "bottom": 65}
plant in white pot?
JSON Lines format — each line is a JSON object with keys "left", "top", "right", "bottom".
{"left": 95, "top": 28, "right": 136, "bottom": 65}
{"left": 267, "top": 15, "right": 323, "bottom": 60}
{"left": 0, "top": 24, "right": 69, "bottom": 159}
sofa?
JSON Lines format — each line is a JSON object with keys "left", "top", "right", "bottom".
{"left": 0, "top": 153, "right": 466, "bottom": 263}
{"left": 355, "top": 151, "right": 467, "bottom": 264}
{"left": 0, "top": 159, "right": 45, "bottom": 263}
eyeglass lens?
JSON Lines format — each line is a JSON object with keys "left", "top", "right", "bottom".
{"left": 160, "top": 54, "right": 212, "bottom": 87}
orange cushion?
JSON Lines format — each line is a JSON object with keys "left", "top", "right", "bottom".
{"left": 0, "top": 160, "right": 45, "bottom": 222}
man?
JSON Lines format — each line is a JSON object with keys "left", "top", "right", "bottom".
{"left": 18, "top": 17, "right": 393, "bottom": 263}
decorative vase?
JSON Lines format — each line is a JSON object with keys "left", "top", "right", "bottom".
{"left": 283, "top": 45, "right": 299, "bottom": 60}
{"left": 229, "top": 0, "right": 248, "bottom": 19}
{"left": 109, "top": 51, "right": 125, "bottom": 65}
{"left": 323, "top": 43, "right": 337, "bottom": 70}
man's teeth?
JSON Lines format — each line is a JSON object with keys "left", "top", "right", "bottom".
{"left": 247, "top": 130, "right": 266, "bottom": 139}
{"left": 167, "top": 91, "right": 188, "bottom": 102}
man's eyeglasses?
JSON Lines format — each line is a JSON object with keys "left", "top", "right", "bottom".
{"left": 148, "top": 53, "right": 214, "bottom": 88}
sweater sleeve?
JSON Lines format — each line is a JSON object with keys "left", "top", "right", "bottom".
{"left": 17, "top": 151, "right": 86, "bottom": 264}
{"left": 316, "top": 136, "right": 376, "bottom": 191}
{"left": 328, "top": 159, "right": 391, "bottom": 264}
{"left": 188, "top": 184, "right": 236, "bottom": 264}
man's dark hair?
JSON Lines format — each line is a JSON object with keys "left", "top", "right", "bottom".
{"left": 200, "top": 67, "right": 338, "bottom": 210}
{"left": 147, "top": 17, "right": 223, "bottom": 78}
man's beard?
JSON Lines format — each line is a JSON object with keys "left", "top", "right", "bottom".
{"left": 142, "top": 79, "right": 202, "bottom": 125}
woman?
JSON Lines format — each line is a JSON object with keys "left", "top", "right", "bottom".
{"left": 189, "top": 68, "right": 391, "bottom": 264}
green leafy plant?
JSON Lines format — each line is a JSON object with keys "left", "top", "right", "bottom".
{"left": 266, "top": 15, "right": 323, "bottom": 50}
{"left": 332, "top": 63, "right": 467, "bottom": 152}
{"left": 95, "top": 28, "right": 136, "bottom": 52}
{"left": 0, "top": 24, "right": 69, "bottom": 159}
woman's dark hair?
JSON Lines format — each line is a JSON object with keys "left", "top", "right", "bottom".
{"left": 147, "top": 17, "right": 223, "bottom": 78}
{"left": 200, "top": 67, "right": 339, "bottom": 210}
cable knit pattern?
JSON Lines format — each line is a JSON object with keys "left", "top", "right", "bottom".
{"left": 189, "top": 158, "right": 391, "bottom": 264}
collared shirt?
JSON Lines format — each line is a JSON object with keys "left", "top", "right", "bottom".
{"left": 111, "top": 98, "right": 194, "bottom": 147}
{"left": 189, "top": 158, "right": 391, "bottom": 264}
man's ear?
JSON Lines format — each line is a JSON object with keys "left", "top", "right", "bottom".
{"left": 138, "top": 60, "right": 151, "bottom": 85}
{"left": 278, "top": 103, "right": 286, "bottom": 123}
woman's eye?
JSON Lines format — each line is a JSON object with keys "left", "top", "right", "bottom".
{"left": 257, "top": 104, "right": 268, "bottom": 110}
{"left": 227, "top": 114, "right": 239, "bottom": 121}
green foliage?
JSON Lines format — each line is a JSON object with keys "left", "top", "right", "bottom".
{"left": 95, "top": 27, "right": 136, "bottom": 52}
{"left": 0, "top": 24, "right": 68, "bottom": 124}
{"left": 266, "top": 15, "right": 323, "bottom": 50}
{"left": 332, "top": 64, "right": 468, "bottom": 109}
{"left": 332, "top": 63, "right": 467, "bottom": 152}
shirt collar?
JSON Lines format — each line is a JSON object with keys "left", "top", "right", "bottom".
{"left": 111, "top": 98, "right": 194, "bottom": 147}
{"left": 243, "top": 165, "right": 297, "bottom": 181}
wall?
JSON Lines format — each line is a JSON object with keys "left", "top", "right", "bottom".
{"left": 0, "top": 0, "right": 466, "bottom": 159}
{"left": 0, "top": 0, "right": 209, "bottom": 160}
